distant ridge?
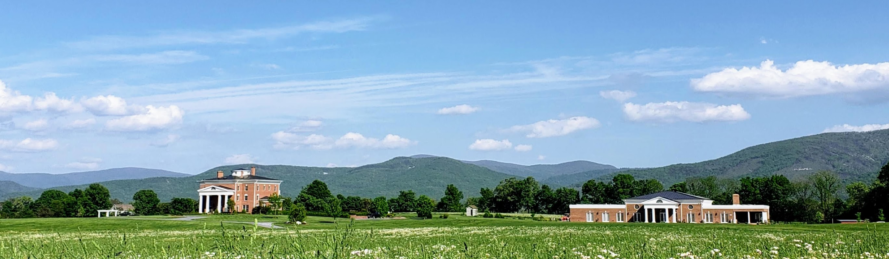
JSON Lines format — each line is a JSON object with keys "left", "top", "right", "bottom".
{"left": 590, "top": 129, "right": 889, "bottom": 186}
{"left": 463, "top": 159, "right": 617, "bottom": 181}
{"left": 0, "top": 157, "right": 513, "bottom": 202}
{"left": 0, "top": 180, "right": 38, "bottom": 195}
{"left": 0, "top": 167, "right": 189, "bottom": 189}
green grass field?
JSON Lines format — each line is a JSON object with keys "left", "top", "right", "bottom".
{"left": 1, "top": 213, "right": 888, "bottom": 258}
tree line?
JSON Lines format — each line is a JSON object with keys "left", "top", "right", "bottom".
{"left": 1, "top": 184, "right": 113, "bottom": 218}
{"left": 5, "top": 161, "right": 889, "bottom": 223}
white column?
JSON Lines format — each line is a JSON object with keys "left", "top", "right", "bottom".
{"left": 198, "top": 194, "right": 204, "bottom": 214}
{"left": 217, "top": 195, "right": 222, "bottom": 213}
{"left": 747, "top": 211, "right": 751, "bottom": 224}
{"left": 644, "top": 208, "right": 649, "bottom": 223}
{"left": 673, "top": 208, "right": 677, "bottom": 223}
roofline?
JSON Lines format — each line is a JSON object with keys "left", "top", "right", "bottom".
{"left": 570, "top": 204, "right": 626, "bottom": 209}
{"left": 199, "top": 179, "right": 283, "bottom": 183}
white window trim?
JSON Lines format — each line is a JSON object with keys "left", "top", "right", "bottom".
{"left": 602, "top": 212, "right": 610, "bottom": 223}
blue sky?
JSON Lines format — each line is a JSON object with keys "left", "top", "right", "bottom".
{"left": 2, "top": 2, "right": 889, "bottom": 174}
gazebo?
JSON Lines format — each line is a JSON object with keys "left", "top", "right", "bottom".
{"left": 97, "top": 209, "right": 120, "bottom": 218}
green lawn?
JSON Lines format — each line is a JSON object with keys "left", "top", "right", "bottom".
{"left": 1, "top": 214, "right": 887, "bottom": 258}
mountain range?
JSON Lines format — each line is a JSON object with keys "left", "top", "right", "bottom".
{"left": 2, "top": 129, "right": 888, "bottom": 202}
{"left": 0, "top": 168, "right": 189, "bottom": 189}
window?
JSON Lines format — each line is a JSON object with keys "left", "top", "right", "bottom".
{"left": 602, "top": 212, "right": 610, "bottom": 222}
{"left": 656, "top": 199, "right": 663, "bottom": 203}
{"left": 688, "top": 205, "right": 694, "bottom": 209}
{"left": 243, "top": 205, "right": 248, "bottom": 212}
{"left": 704, "top": 212, "right": 713, "bottom": 223}
{"left": 236, "top": 195, "right": 239, "bottom": 201}
{"left": 586, "top": 211, "right": 593, "bottom": 222}
{"left": 721, "top": 212, "right": 728, "bottom": 223}
{"left": 245, "top": 194, "right": 248, "bottom": 201}
{"left": 617, "top": 212, "right": 624, "bottom": 222}
{"left": 634, "top": 204, "right": 640, "bottom": 209}
{"left": 245, "top": 185, "right": 249, "bottom": 191}
{"left": 687, "top": 213, "right": 695, "bottom": 223}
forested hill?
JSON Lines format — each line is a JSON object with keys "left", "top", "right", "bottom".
{"left": 0, "top": 157, "right": 514, "bottom": 202}
{"left": 596, "top": 129, "right": 889, "bottom": 186}
{"left": 0, "top": 181, "right": 38, "bottom": 195}
{"left": 463, "top": 160, "right": 616, "bottom": 181}
{"left": 0, "top": 168, "right": 189, "bottom": 189}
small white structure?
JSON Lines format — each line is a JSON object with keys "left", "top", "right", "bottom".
{"left": 97, "top": 209, "right": 120, "bottom": 218}
{"left": 465, "top": 205, "right": 478, "bottom": 217}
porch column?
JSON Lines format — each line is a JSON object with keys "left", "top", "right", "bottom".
{"left": 217, "top": 195, "right": 222, "bottom": 213}
{"left": 673, "top": 208, "right": 677, "bottom": 223}
{"left": 747, "top": 211, "right": 750, "bottom": 224}
{"left": 198, "top": 194, "right": 204, "bottom": 214}
{"left": 644, "top": 208, "right": 649, "bottom": 223}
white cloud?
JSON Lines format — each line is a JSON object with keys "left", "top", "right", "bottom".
{"left": 469, "top": 139, "right": 513, "bottom": 151}
{"left": 609, "top": 48, "right": 702, "bottom": 65}
{"left": 289, "top": 120, "right": 323, "bottom": 132}
{"left": 599, "top": 90, "right": 637, "bottom": 102}
{"left": 691, "top": 59, "right": 889, "bottom": 98}
{"left": 510, "top": 116, "right": 600, "bottom": 138}
{"left": 81, "top": 95, "right": 136, "bottom": 116}
{"left": 437, "top": 104, "right": 479, "bottom": 115}
{"left": 151, "top": 134, "right": 180, "bottom": 147}
{"left": 272, "top": 131, "right": 413, "bottom": 150}
{"left": 0, "top": 80, "right": 34, "bottom": 113}
{"left": 105, "top": 105, "right": 184, "bottom": 131}
{"left": 514, "top": 144, "right": 533, "bottom": 152}
{"left": 92, "top": 51, "right": 208, "bottom": 64}
{"left": 65, "top": 161, "right": 99, "bottom": 170}
{"left": 253, "top": 63, "right": 281, "bottom": 70}
{"left": 271, "top": 132, "right": 331, "bottom": 150}
{"left": 224, "top": 154, "right": 255, "bottom": 165}
{"left": 823, "top": 123, "right": 889, "bottom": 133}
{"left": 21, "top": 119, "right": 49, "bottom": 131}
{"left": 34, "top": 93, "right": 81, "bottom": 113}
{"left": 0, "top": 138, "right": 59, "bottom": 152}
{"left": 0, "top": 163, "right": 12, "bottom": 172}
{"left": 64, "top": 118, "right": 96, "bottom": 129}
{"left": 334, "top": 133, "right": 414, "bottom": 149}
{"left": 623, "top": 101, "right": 751, "bottom": 123}
{"left": 537, "top": 155, "right": 546, "bottom": 161}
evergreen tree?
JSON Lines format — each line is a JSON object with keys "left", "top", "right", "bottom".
{"left": 436, "top": 184, "right": 464, "bottom": 212}
{"left": 132, "top": 190, "right": 160, "bottom": 215}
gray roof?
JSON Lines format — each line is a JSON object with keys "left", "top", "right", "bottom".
{"left": 628, "top": 191, "right": 709, "bottom": 201}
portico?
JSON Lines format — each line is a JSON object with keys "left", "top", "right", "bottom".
{"left": 197, "top": 185, "right": 234, "bottom": 213}
{"left": 636, "top": 197, "right": 679, "bottom": 223}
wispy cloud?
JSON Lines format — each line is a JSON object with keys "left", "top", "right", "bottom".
{"left": 823, "top": 123, "right": 889, "bottom": 133}
{"left": 65, "top": 17, "right": 381, "bottom": 50}
{"left": 623, "top": 101, "right": 751, "bottom": 123}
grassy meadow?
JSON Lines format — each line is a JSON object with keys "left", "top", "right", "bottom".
{"left": 1, "top": 213, "right": 888, "bottom": 258}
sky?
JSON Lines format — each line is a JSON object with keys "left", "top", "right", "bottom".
{"left": 2, "top": 2, "right": 889, "bottom": 174}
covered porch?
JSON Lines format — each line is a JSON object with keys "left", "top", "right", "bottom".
{"left": 634, "top": 197, "right": 680, "bottom": 223}
{"left": 198, "top": 185, "right": 234, "bottom": 214}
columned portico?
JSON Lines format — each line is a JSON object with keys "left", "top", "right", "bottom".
{"left": 639, "top": 198, "right": 679, "bottom": 223}
{"left": 197, "top": 186, "right": 234, "bottom": 214}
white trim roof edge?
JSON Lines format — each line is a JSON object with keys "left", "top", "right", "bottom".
{"left": 569, "top": 204, "right": 626, "bottom": 209}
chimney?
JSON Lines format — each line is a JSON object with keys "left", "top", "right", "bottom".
{"left": 217, "top": 170, "right": 224, "bottom": 179}
{"left": 732, "top": 194, "right": 740, "bottom": 205}
{"left": 251, "top": 166, "right": 256, "bottom": 176}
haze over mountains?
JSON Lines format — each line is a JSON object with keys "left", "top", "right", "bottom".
{"left": 2, "top": 129, "right": 888, "bottom": 202}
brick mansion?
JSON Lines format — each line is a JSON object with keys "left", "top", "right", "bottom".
{"left": 569, "top": 191, "right": 770, "bottom": 224}
{"left": 197, "top": 167, "right": 282, "bottom": 214}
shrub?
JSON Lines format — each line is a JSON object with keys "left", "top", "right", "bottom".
{"left": 494, "top": 213, "right": 504, "bottom": 219}
{"left": 439, "top": 213, "right": 449, "bottom": 219}
{"left": 483, "top": 211, "right": 493, "bottom": 218}
{"left": 289, "top": 203, "right": 307, "bottom": 223}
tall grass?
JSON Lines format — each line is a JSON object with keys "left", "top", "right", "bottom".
{"left": 1, "top": 218, "right": 888, "bottom": 258}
